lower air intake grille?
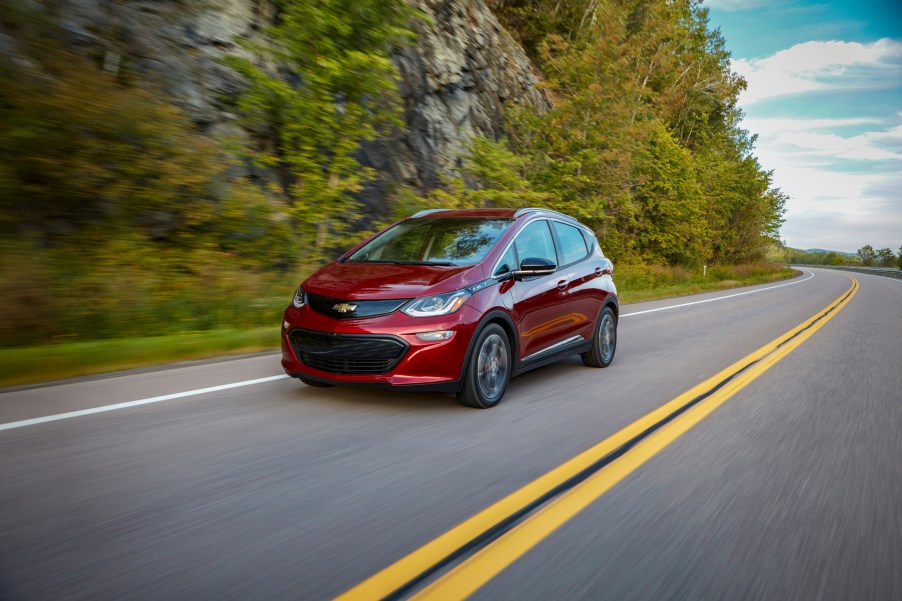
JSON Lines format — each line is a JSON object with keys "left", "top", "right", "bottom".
{"left": 289, "top": 329, "right": 408, "bottom": 375}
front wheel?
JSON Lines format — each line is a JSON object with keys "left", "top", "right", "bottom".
{"left": 582, "top": 306, "right": 617, "bottom": 368}
{"left": 457, "top": 324, "right": 511, "bottom": 409}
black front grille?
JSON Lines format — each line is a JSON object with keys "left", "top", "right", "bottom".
{"left": 307, "top": 293, "right": 409, "bottom": 320}
{"left": 289, "top": 329, "right": 408, "bottom": 375}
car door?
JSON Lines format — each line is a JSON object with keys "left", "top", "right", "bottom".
{"left": 551, "top": 220, "right": 604, "bottom": 342}
{"left": 508, "top": 219, "right": 574, "bottom": 361}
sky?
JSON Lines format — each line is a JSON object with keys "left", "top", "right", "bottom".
{"left": 704, "top": 0, "right": 902, "bottom": 253}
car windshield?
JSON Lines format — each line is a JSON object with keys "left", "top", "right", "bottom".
{"left": 346, "top": 217, "right": 512, "bottom": 266}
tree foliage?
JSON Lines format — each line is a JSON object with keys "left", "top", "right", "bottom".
{"left": 0, "top": 12, "right": 292, "bottom": 263}
{"left": 875, "top": 247, "right": 896, "bottom": 267}
{"left": 225, "top": 0, "right": 417, "bottom": 266}
{"left": 0, "top": 10, "right": 295, "bottom": 345}
{"left": 383, "top": 135, "right": 552, "bottom": 227}
{"left": 786, "top": 249, "right": 851, "bottom": 266}
{"left": 491, "top": 0, "right": 785, "bottom": 265}
{"left": 1, "top": 0, "right": 798, "bottom": 348}
{"left": 230, "top": 0, "right": 785, "bottom": 268}
{"left": 857, "top": 245, "right": 877, "bottom": 266}
{"left": 228, "top": 0, "right": 785, "bottom": 268}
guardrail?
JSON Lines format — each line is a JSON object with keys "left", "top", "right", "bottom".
{"left": 793, "top": 264, "right": 902, "bottom": 280}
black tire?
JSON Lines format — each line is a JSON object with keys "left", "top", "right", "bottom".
{"left": 582, "top": 306, "right": 617, "bottom": 368}
{"left": 300, "top": 377, "right": 335, "bottom": 388}
{"left": 456, "top": 324, "right": 511, "bottom": 409}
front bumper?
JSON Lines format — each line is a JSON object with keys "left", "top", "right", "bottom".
{"left": 280, "top": 303, "right": 483, "bottom": 390}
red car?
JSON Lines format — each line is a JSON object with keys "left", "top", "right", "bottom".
{"left": 281, "top": 207, "right": 618, "bottom": 408}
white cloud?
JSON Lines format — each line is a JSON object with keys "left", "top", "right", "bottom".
{"left": 775, "top": 164, "right": 902, "bottom": 251}
{"left": 743, "top": 117, "right": 882, "bottom": 136}
{"left": 733, "top": 39, "right": 902, "bottom": 104}
{"left": 746, "top": 116, "right": 902, "bottom": 162}
{"left": 746, "top": 114, "right": 902, "bottom": 170}
{"left": 777, "top": 132, "right": 900, "bottom": 161}
{"left": 747, "top": 114, "right": 902, "bottom": 251}
{"left": 744, "top": 113, "right": 902, "bottom": 163}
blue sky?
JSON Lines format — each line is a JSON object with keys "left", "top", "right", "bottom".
{"left": 705, "top": 0, "right": 902, "bottom": 253}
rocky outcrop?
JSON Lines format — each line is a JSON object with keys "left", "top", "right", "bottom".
{"left": 389, "top": 0, "right": 548, "bottom": 189}
{"left": 20, "top": 0, "right": 546, "bottom": 212}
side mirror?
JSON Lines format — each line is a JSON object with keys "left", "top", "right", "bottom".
{"left": 513, "top": 257, "right": 556, "bottom": 279}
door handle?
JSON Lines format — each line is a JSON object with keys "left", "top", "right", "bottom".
{"left": 557, "top": 279, "right": 568, "bottom": 290}
{"left": 601, "top": 260, "right": 614, "bottom": 276}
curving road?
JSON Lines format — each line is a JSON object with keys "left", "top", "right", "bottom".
{"left": 1, "top": 268, "right": 900, "bottom": 600}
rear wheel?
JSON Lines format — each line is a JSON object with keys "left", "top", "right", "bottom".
{"left": 582, "top": 306, "right": 617, "bottom": 368}
{"left": 300, "top": 377, "right": 334, "bottom": 388}
{"left": 457, "top": 324, "right": 511, "bottom": 408}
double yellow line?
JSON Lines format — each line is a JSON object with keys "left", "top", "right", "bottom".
{"left": 337, "top": 277, "right": 859, "bottom": 601}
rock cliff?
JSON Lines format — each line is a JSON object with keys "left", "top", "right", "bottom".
{"left": 36, "top": 0, "right": 546, "bottom": 212}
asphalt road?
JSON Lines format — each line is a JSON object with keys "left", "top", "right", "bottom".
{"left": 1, "top": 268, "right": 900, "bottom": 600}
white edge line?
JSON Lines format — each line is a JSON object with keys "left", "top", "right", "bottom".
{"left": 1, "top": 270, "right": 817, "bottom": 431}
{"left": 0, "top": 374, "right": 289, "bottom": 432}
{"left": 621, "top": 270, "right": 815, "bottom": 317}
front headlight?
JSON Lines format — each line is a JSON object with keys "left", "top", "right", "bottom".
{"left": 292, "top": 286, "right": 306, "bottom": 309}
{"left": 402, "top": 289, "right": 470, "bottom": 317}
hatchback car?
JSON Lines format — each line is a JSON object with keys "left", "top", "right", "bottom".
{"left": 281, "top": 207, "right": 618, "bottom": 408}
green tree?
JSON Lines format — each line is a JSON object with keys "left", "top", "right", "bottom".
{"left": 506, "top": 14, "right": 650, "bottom": 262}
{"left": 857, "top": 245, "right": 877, "bottom": 266}
{"left": 694, "top": 136, "right": 782, "bottom": 264}
{"left": 0, "top": 19, "right": 292, "bottom": 260}
{"left": 620, "top": 0, "right": 746, "bottom": 149}
{"left": 501, "top": 0, "right": 784, "bottom": 264}
{"left": 0, "top": 10, "right": 296, "bottom": 346}
{"left": 226, "top": 0, "right": 417, "bottom": 267}
{"left": 458, "top": 136, "right": 551, "bottom": 208}
{"left": 875, "top": 247, "right": 895, "bottom": 267}
{"left": 490, "top": 0, "right": 587, "bottom": 62}
{"left": 385, "top": 136, "right": 550, "bottom": 222}
{"left": 898, "top": 246, "right": 902, "bottom": 269}
{"left": 630, "top": 123, "right": 708, "bottom": 265}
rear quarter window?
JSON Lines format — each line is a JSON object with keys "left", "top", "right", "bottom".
{"left": 552, "top": 221, "right": 589, "bottom": 265}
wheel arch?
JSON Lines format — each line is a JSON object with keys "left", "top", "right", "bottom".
{"left": 603, "top": 296, "right": 619, "bottom": 322}
{"left": 459, "top": 309, "right": 519, "bottom": 380}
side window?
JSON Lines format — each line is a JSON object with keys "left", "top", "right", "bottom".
{"left": 552, "top": 221, "right": 589, "bottom": 265}
{"left": 494, "top": 245, "right": 518, "bottom": 276}
{"left": 514, "top": 220, "right": 557, "bottom": 266}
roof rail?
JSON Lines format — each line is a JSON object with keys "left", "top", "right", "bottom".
{"left": 410, "top": 208, "right": 447, "bottom": 218}
{"left": 513, "top": 207, "right": 579, "bottom": 224}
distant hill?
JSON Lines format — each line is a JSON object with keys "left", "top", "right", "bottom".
{"left": 803, "top": 248, "right": 857, "bottom": 257}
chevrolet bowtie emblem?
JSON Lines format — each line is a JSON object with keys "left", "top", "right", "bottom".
{"left": 332, "top": 303, "right": 358, "bottom": 313}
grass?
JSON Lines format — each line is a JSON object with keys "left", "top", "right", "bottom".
{"left": 0, "top": 327, "right": 280, "bottom": 388}
{"left": 616, "top": 263, "right": 797, "bottom": 304}
{"left": 0, "top": 264, "right": 797, "bottom": 388}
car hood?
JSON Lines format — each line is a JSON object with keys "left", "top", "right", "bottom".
{"left": 302, "top": 262, "right": 485, "bottom": 300}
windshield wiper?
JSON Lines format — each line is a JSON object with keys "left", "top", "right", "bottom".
{"left": 362, "top": 260, "right": 457, "bottom": 267}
